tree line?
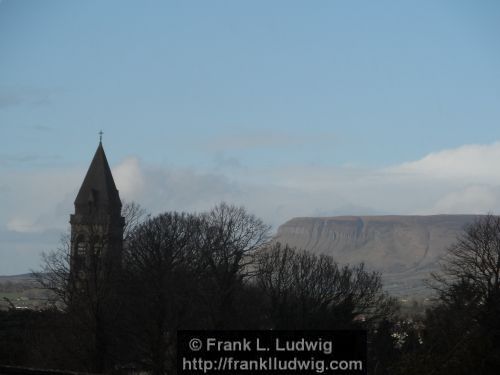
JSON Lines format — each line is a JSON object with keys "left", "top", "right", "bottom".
{"left": 1, "top": 204, "right": 500, "bottom": 374}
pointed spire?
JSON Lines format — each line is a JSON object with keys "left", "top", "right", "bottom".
{"left": 74, "top": 141, "right": 122, "bottom": 216}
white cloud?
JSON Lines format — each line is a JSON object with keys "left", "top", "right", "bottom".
{"left": 112, "top": 157, "right": 145, "bottom": 201}
{"left": 424, "top": 186, "right": 500, "bottom": 214}
{"left": 7, "top": 217, "right": 38, "bottom": 233}
{"left": 390, "top": 142, "right": 500, "bottom": 183}
{"left": 1, "top": 168, "right": 82, "bottom": 233}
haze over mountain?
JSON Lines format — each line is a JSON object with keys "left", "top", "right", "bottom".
{"left": 0, "top": 215, "right": 485, "bottom": 298}
{"left": 275, "top": 215, "right": 481, "bottom": 296}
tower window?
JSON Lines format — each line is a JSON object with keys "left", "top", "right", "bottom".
{"left": 77, "top": 241, "right": 86, "bottom": 256}
{"left": 93, "top": 242, "right": 103, "bottom": 256}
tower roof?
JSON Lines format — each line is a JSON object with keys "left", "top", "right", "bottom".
{"left": 74, "top": 142, "right": 122, "bottom": 215}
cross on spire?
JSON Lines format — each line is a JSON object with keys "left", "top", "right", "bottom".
{"left": 99, "top": 130, "right": 103, "bottom": 143}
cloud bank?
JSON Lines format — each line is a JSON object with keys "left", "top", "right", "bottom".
{"left": 3, "top": 141, "right": 500, "bottom": 274}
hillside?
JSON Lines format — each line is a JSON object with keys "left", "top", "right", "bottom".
{"left": 0, "top": 273, "right": 50, "bottom": 310}
{"left": 274, "top": 215, "right": 481, "bottom": 297}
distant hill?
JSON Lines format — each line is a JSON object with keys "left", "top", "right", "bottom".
{"left": 274, "top": 215, "right": 481, "bottom": 297}
{"left": 0, "top": 273, "right": 48, "bottom": 311}
{"left": 0, "top": 273, "right": 34, "bottom": 282}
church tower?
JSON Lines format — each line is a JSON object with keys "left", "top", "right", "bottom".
{"left": 69, "top": 137, "right": 125, "bottom": 281}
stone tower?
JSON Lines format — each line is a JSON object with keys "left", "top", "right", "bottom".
{"left": 69, "top": 140, "right": 125, "bottom": 281}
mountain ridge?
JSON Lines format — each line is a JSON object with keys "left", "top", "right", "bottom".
{"left": 274, "top": 214, "right": 482, "bottom": 296}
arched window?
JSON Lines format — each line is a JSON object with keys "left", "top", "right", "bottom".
{"left": 76, "top": 236, "right": 86, "bottom": 256}
{"left": 92, "top": 239, "right": 103, "bottom": 256}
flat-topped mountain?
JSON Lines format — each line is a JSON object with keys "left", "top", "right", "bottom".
{"left": 275, "top": 215, "right": 481, "bottom": 296}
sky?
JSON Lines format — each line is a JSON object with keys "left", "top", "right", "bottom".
{"left": 1, "top": 0, "right": 500, "bottom": 274}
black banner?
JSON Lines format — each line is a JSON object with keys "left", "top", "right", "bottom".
{"left": 178, "top": 330, "right": 366, "bottom": 374}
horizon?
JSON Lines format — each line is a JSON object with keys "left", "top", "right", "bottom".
{"left": 1, "top": 0, "right": 500, "bottom": 274}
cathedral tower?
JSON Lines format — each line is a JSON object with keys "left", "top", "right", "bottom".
{"left": 70, "top": 139, "right": 125, "bottom": 280}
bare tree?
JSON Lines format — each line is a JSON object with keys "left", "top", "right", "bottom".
{"left": 255, "top": 242, "right": 397, "bottom": 329}
{"left": 122, "top": 212, "right": 201, "bottom": 375}
{"left": 412, "top": 214, "right": 500, "bottom": 374}
{"left": 254, "top": 242, "right": 296, "bottom": 328}
{"left": 431, "top": 214, "right": 500, "bottom": 306}
{"left": 34, "top": 233, "right": 72, "bottom": 307}
{"left": 122, "top": 200, "right": 148, "bottom": 241}
{"left": 197, "top": 202, "right": 271, "bottom": 328}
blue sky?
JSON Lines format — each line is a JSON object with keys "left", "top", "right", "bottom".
{"left": 1, "top": 0, "right": 500, "bottom": 274}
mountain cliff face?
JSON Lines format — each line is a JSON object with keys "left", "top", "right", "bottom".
{"left": 275, "top": 215, "right": 480, "bottom": 296}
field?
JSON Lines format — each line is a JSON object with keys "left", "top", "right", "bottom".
{"left": 0, "top": 275, "right": 51, "bottom": 311}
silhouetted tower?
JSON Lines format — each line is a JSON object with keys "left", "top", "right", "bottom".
{"left": 70, "top": 138, "right": 125, "bottom": 282}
